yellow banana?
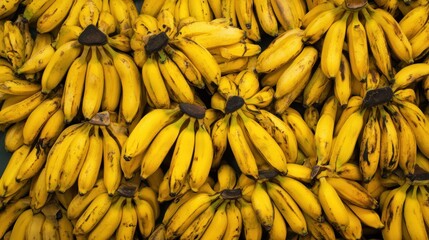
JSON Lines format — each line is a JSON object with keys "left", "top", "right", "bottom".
{"left": 410, "top": 21, "right": 429, "bottom": 60}
{"left": 140, "top": 0, "right": 167, "bottom": 16}
{"left": 347, "top": 203, "right": 384, "bottom": 229}
{"left": 45, "top": 123, "right": 84, "bottom": 192}
{"left": 4, "top": 120, "right": 25, "bottom": 152}
{"left": 110, "top": 0, "right": 133, "bottom": 37}
{"left": 266, "top": 181, "right": 307, "bottom": 235}
{"left": 0, "top": 145, "right": 31, "bottom": 197}
{"left": 392, "top": 63, "right": 429, "bottom": 91}
{"left": 17, "top": 43, "right": 55, "bottom": 74}
{"left": 381, "top": 183, "right": 410, "bottom": 239}
{"left": 169, "top": 118, "right": 196, "bottom": 195}
{"left": 417, "top": 186, "right": 429, "bottom": 228}
{"left": 101, "top": 126, "right": 122, "bottom": 195}
{"left": 0, "top": 91, "right": 45, "bottom": 125}
{"left": 334, "top": 54, "right": 352, "bottom": 107}
{"left": 211, "top": 114, "right": 230, "bottom": 168}
{"left": 255, "top": 28, "right": 304, "bottom": 73}
{"left": 41, "top": 40, "right": 82, "bottom": 93}
{"left": 58, "top": 123, "right": 92, "bottom": 193}
{"left": 79, "top": 1, "right": 100, "bottom": 28}
{"left": 221, "top": 0, "right": 238, "bottom": 27}
{"left": 123, "top": 107, "right": 181, "bottom": 160}
{"left": 73, "top": 192, "right": 113, "bottom": 235}
{"left": 135, "top": 186, "right": 161, "bottom": 220}
{"left": 38, "top": 108, "right": 66, "bottom": 147}
{"left": 302, "top": 1, "right": 336, "bottom": 27}
{"left": 67, "top": 178, "right": 107, "bottom": 219}
{"left": 347, "top": 11, "right": 369, "bottom": 81}
{"left": 368, "top": 6, "right": 414, "bottom": 63}
{"left": 0, "top": 0, "right": 21, "bottom": 19}
{"left": 222, "top": 200, "right": 243, "bottom": 240}
{"left": 88, "top": 197, "right": 125, "bottom": 240}
{"left": 268, "top": 204, "right": 287, "bottom": 240}
{"left": 275, "top": 175, "right": 324, "bottom": 222}
{"left": 142, "top": 54, "right": 171, "bottom": 109}
{"left": 340, "top": 204, "right": 362, "bottom": 239}
{"left": 58, "top": 208, "right": 74, "bottom": 240}
{"left": 399, "top": 4, "right": 429, "bottom": 40}
{"left": 77, "top": 126, "right": 103, "bottom": 195}
{"left": 0, "top": 197, "right": 31, "bottom": 238}
{"left": 303, "top": 6, "right": 345, "bottom": 44}
{"left": 37, "top": 0, "right": 74, "bottom": 33}
{"left": 378, "top": 107, "right": 400, "bottom": 177}
{"left": 189, "top": 0, "right": 212, "bottom": 21}
{"left": 9, "top": 208, "right": 33, "bottom": 240}
{"left": 318, "top": 177, "right": 349, "bottom": 232}
{"left": 253, "top": 0, "right": 278, "bottom": 36}
{"left": 115, "top": 198, "right": 138, "bottom": 239}
{"left": 53, "top": 25, "right": 83, "bottom": 49}
{"left": 282, "top": 108, "right": 317, "bottom": 158}
{"left": 251, "top": 181, "right": 274, "bottom": 230}
{"left": 329, "top": 109, "right": 365, "bottom": 170}
{"left": 304, "top": 212, "right": 336, "bottom": 240}
{"left": 271, "top": 0, "right": 301, "bottom": 30}
{"left": 200, "top": 200, "right": 228, "bottom": 240}
{"left": 82, "top": 46, "right": 104, "bottom": 120}
{"left": 26, "top": 212, "right": 45, "bottom": 240}
{"left": 315, "top": 96, "right": 338, "bottom": 165}
{"left": 359, "top": 108, "right": 381, "bottom": 182}
{"left": 96, "top": 46, "right": 120, "bottom": 112}
{"left": 16, "top": 143, "right": 47, "bottom": 182}
{"left": 170, "top": 37, "right": 221, "bottom": 94}
{"left": 189, "top": 120, "right": 214, "bottom": 191}
{"left": 239, "top": 198, "right": 263, "bottom": 240}
{"left": 3, "top": 20, "right": 26, "bottom": 70}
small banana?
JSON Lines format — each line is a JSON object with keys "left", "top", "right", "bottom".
{"left": 37, "top": 0, "right": 74, "bottom": 33}
{"left": 303, "top": 6, "right": 345, "bottom": 44}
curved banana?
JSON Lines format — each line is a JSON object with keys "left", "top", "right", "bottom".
{"left": 4, "top": 120, "right": 25, "bottom": 152}
{"left": 101, "top": 126, "right": 122, "bottom": 195}
{"left": 115, "top": 198, "right": 138, "bottom": 239}
{"left": 38, "top": 108, "right": 66, "bottom": 148}
{"left": 16, "top": 143, "right": 47, "bottom": 182}
{"left": 303, "top": 6, "right": 345, "bottom": 44}
{"left": 251, "top": 181, "right": 274, "bottom": 230}
{"left": 0, "top": 197, "right": 31, "bottom": 238}
{"left": 88, "top": 197, "right": 125, "bottom": 240}
{"left": 82, "top": 47, "right": 104, "bottom": 120}
{"left": 359, "top": 108, "right": 381, "bottom": 182}
{"left": 37, "top": 0, "right": 74, "bottom": 33}
{"left": 17, "top": 43, "right": 55, "bottom": 74}
{"left": 67, "top": 178, "right": 107, "bottom": 219}
{"left": 253, "top": 0, "right": 278, "bottom": 36}
{"left": 200, "top": 200, "right": 228, "bottom": 240}
{"left": 222, "top": 200, "right": 243, "bottom": 240}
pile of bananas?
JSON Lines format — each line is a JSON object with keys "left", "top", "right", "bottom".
{"left": 2, "top": 0, "right": 429, "bottom": 239}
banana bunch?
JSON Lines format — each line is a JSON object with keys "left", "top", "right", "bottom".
{"left": 68, "top": 179, "right": 160, "bottom": 239}
{"left": 5, "top": 200, "right": 74, "bottom": 239}
{"left": 0, "top": 17, "right": 34, "bottom": 73}
{"left": 158, "top": 163, "right": 260, "bottom": 240}
{"left": 300, "top": 1, "right": 414, "bottom": 83}
{"left": 379, "top": 182, "right": 429, "bottom": 239}
{"left": 123, "top": 102, "right": 216, "bottom": 195}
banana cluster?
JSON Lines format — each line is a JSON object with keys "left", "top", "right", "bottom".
{"left": 123, "top": 103, "right": 216, "bottom": 195}
{"left": 66, "top": 179, "right": 160, "bottom": 239}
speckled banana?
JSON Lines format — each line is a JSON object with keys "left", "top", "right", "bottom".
{"left": 36, "top": 0, "right": 74, "bottom": 33}
{"left": 359, "top": 107, "right": 381, "bottom": 182}
{"left": 315, "top": 96, "right": 338, "bottom": 166}
{"left": 302, "top": 6, "right": 345, "bottom": 44}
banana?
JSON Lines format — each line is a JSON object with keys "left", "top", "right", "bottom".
{"left": 16, "top": 143, "right": 46, "bottom": 182}
{"left": 282, "top": 108, "right": 317, "bottom": 158}
{"left": 9, "top": 208, "right": 33, "bottom": 240}
{"left": 378, "top": 107, "right": 400, "bottom": 177}
{"left": 0, "top": 144, "right": 30, "bottom": 197}
{"left": 368, "top": 6, "right": 414, "bottom": 63}
{"left": 77, "top": 126, "right": 102, "bottom": 195}
{"left": 58, "top": 209, "right": 74, "bottom": 240}
{"left": 334, "top": 53, "right": 353, "bottom": 107}
{"left": 88, "top": 197, "right": 125, "bottom": 240}
{"left": 303, "top": 6, "right": 345, "bottom": 44}
{"left": 0, "top": 80, "right": 41, "bottom": 96}
{"left": 181, "top": 198, "right": 223, "bottom": 240}
{"left": 17, "top": 43, "right": 55, "bottom": 74}
{"left": 216, "top": 164, "right": 237, "bottom": 192}
{"left": 340, "top": 204, "right": 362, "bottom": 239}
{"left": 228, "top": 112, "right": 259, "bottom": 178}
{"left": 0, "top": 91, "right": 46, "bottom": 125}
{"left": 221, "top": 0, "right": 238, "bottom": 27}
{"left": 271, "top": 0, "right": 300, "bottom": 30}
{"left": 200, "top": 199, "right": 228, "bottom": 240}
{"left": 189, "top": 0, "right": 212, "bottom": 21}
{"left": 250, "top": 181, "right": 274, "bottom": 230}
{"left": 238, "top": 198, "right": 263, "bottom": 240}
{"left": 304, "top": 212, "right": 336, "bottom": 240}
{"left": 37, "top": 0, "right": 74, "bottom": 33}
{"left": 392, "top": 63, "right": 429, "bottom": 91}
{"left": 268, "top": 204, "right": 287, "bottom": 240}
{"left": 79, "top": 1, "right": 100, "bottom": 28}
{"left": 320, "top": 11, "right": 350, "bottom": 79}
{"left": 61, "top": 45, "right": 90, "bottom": 123}
{"left": 165, "top": 192, "right": 219, "bottom": 239}
{"left": 100, "top": 126, "right": 122, "bottom": 196}
{"left": 318, "top": 177, "right": 349, "bottom": 232}
{"left": 53, "top": 25, "right": 83, "bottom": 49}
{"left": 255, "top": 28, "right": 304, "bottom": 73}
{"left": 95, "top": 48, "right": 120, "bottom": 113}
{"left": 410, "top": 21, "right": 429, "bottom": 60}
{"left": 140, "top": 0, "right": 167, "bottom": 16}
{"left": 135, "top": 186, "right": 160, "bottom": 220}
{"left": 266, "top": 181, "right": 307, "bottom": 235}
{"left": 123, "top": 107, "right": 181, "bottom": 160}
{"left": 110, "top": 0, "right": 133, "bottom": 37}
{"left": 234, "top": 0, "right": 252, "bottom": 30}
{"left": 23, "top": 96, "right": 61, "bottom": 145}
{"left": 23, "top": 0, "right": 55, "bottom": 22}
{"left": 26, "top": 212, "right": 45, "bottom": 240}
{"left": 253, "top": 0, "right": 278, "bottom": 36}
{"left": 222, "top": 200, "right": 242, "bottom": 240}
{"left": 116, "top": 198, "right": 138, "bottom": 239}
{"left": 58, "top": 123, "right": 92, "bottom": 193}
{"left": 82, "top": 47, "right": 104, "bottom": 120}
{"left": 170, "top": 37, "right": 221, "bottom": 94}
{"left": 38, "top": 108, "right": 66, "bottom": 148}
{"left": 142, "top": 54, "right": 171, "bottom": 109}
{"left": 67, "top": 178, "right": 107, "bottom": 219}
{"left": 395, "top": 99, "right": 429, "bottom": 159}
{"left": 45, "top": 123, "right": 85, "bottom": 192}
{"left": 381, "top": 183, "right": 410, "bottom": 239}
{"left": 73, "top": 192, "right": 113, "bottom": 235}
{"left": 41, "top": 40, "right": 82, "bottom": 93}
{"left": 256, "top": 109, "right": 298, "bottom": 164}
{"left": 347, "top": 203, "right": 384, "bottom": 229}
{"left": 175, "top": 0, "right": 190, "bottom": 22}
{"left": 417, "top": 186, "right": 429, "bottom": 228}
{"left": 42, "top": 214, "right": 60, "bottom": 240}
{"left": 164, "top": 44, "right": 204, "bottom": 89}
{"left": 211, "top": 114, "right": 230, "bottom": 168}
{"left": 359, "top": 108, "right": 381, "bottom": 182}
{"left": 3, "top": 20, "right": 26, "bottom": 70}
{"left": 314, "top": 96, "right": 338, "bottom": 165}
{"left": 0, "top": 0, "right": 20, "bottom": 19}
{"left": 347, "top": 11, "right": 369, "bottom": 81}
{"left": 189, "top": 120, "right": 214, "bottom": 191}
{"left": 274, "top": 46, "right": 318, "bottom": 99}
{"left": 169, "top": 118, "right": 196, "bottom": 195}
{"left": 4, "top": 120, "right": 25, "bottom": 152}
{"left": 399, "top": 4, "right": 429, "bottom": 40}
{"left": 0, "top": 197, "right": 31, "bottom": 238}
{"left": 275, "top": 175, "right": 324, "bottom": 222}
{"left": 329, "top": 108, "right": 365, "bottom": 170}
{"left": 361, "top": 8, "right": 393, "bottom": 79}
{"left": 28, "top": 167, "right": 49, "bottom": 210}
